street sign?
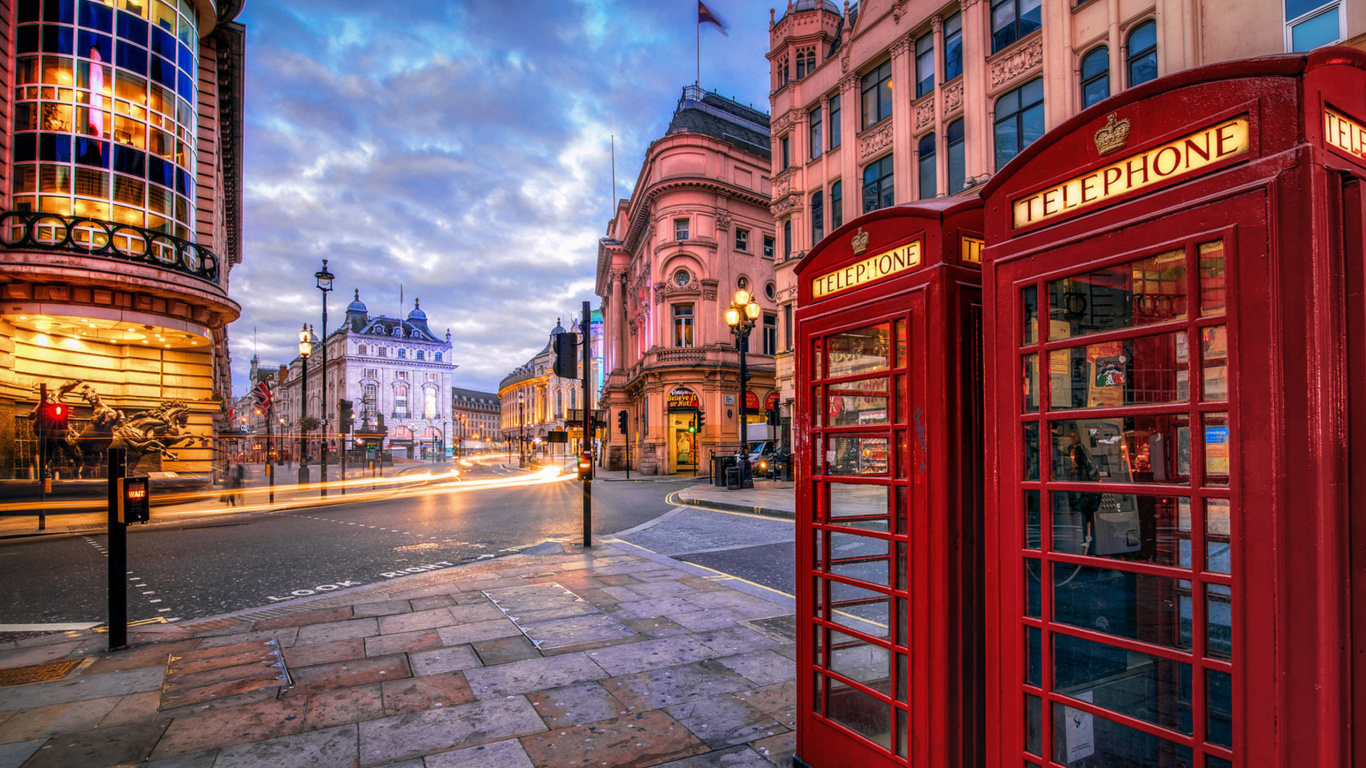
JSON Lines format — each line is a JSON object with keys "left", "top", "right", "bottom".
{"left": 547, "top": 431, "right": 569, "bottom": 444}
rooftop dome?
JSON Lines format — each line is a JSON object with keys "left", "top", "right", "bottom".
{"left": 346, "top": 289, "right": 367, "bottom": 314}
{"left": 551, "top": 318, "right": 566, "bottom": 336}
{"left": 407, "top": 298, "right": 427, "bottom": 322}
{"left": 780, "top": 0, "right": 842, "bottom": 20}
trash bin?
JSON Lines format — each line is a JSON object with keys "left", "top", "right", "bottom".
{"left": 725, "top": 466, "right": 741, "bottom": 490}
{"left": 714, "top": 456, "right": 736, "bottom": 487}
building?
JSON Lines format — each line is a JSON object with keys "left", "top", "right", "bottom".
{"left": 499, "top": 318, "right": 592, "bottom": 459}
{"left": 0, "top": 0, "right": 246, "bottom": 478}
{"left": 764, "top": 0, "right": 1366, "bottom": 446}
{"left": 596, "top": 85, "right": 775, "bottom": 475}
{"left": 450, "top": 386, "right": 498, "bottom": 453}
{"left": 278, "top": 292, "right": 455, "bottom": 461}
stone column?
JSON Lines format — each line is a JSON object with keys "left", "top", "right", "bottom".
{"left": 889, "top": 33, "right": 915, "bottom": 204}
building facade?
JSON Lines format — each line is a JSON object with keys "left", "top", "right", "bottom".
{"left": 498, "top": 318, "right": 592, "bottom": 458}
{"left": 450, "top": 386, "right": 498, "bottom": 453}
{"left": 596, "top": 85, "right": 776, "bottom": 475}
{"left": 278, "top": 293, "right": 455, "bottom": 460}
{"left": 0, "top": 0, "right": 245, "bottom": 478}
{"left": 764, "top": 0, "right": 1366, "bottom": 444}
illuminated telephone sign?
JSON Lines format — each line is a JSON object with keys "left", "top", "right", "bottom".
{"left": 118, "top": 477, "right": 150, "bottom": 524}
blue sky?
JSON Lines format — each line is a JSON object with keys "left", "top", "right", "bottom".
{"left": 228, "top": 0, "right": 773, "bottom": 394}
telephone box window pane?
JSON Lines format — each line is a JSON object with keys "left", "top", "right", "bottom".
{"left": 1051, "top": 493, "right": 1189, "bottom": 566}
{"left": 814, "top": 673, "right": 824, "bottom": 714}
{"left": 814, "top": 530, "right": 825, "bottom": 569}
{"left": 830, "top": 482, "right": 888, "bottom": 519}
{"left": 1023, "top": 354, "right": 1040, "bottom": 412}
{"left": 1205, "top": 499, "right": 1231, "bottom": 574}
{"left": 1051, "top": 702, "right": 1193, "bottom": 767}
{"left": 1199, "top": 241, "right": 1226, "bottom": 316}
{"left": 1049, "top": 334, "right": 1188, "bottom": 409}
{"left": 896, "top": 541, "right": 907, "bottom": 589}
{"left": 896, "top": 705, "right": 908, "bottom": 756}
{"left": 1051, "top": 415, "right": 1191, "bottom": 485}
{"left": 1206, "top": 583, "right": 1232, "bottom": 659}
{"left": 829, "top": 532, "right": 890, "bottom": 587}
{"left": 896, "top": 597, "right": 907, "bottom": 645}
{"left": 1053, "top": 633, "right": 1192, "bottom": 734}
{"left": 815, "top": 340, "right": 824, "bottom": 379}
{"left": 1208, "top": 757, "right": 1232, "bottom": 768}
{"left": 827, "top": 678, "right": 892, "bottom": 749}
{"left": 829, "top": 377, "right": 890, "bottom": 426}
{"left": 1203, "top": 413, "right": 1230, "bottom": 486}
{"left": 1023, "top": 285, "right": 1039, "bottom": 345}
{"left": 1026, "top": 558, "right": 1042, "bottom": 617}
{"left": 1025, "top": 490, "right": 1041, "bottom": 548}
{"left": 895, "top": 319, "right": 907, "bottom": 367}
{"left": 830, "top": 581, "right": 890, "bottom": 638}
{"left": 828, "top": 627, "right": 891, "bottom": 684}
{"left": 828, "top": 323, "right": 890, "bottom": 377}
{"left": 1026, "top": 626, "right": 1042, "bottom": 686}
{"left": 1048, "top": 249, "right": 1186, "bottom": 340}
{"left": 1053, "top": 565, "right": 1191, "bottom": 651}
{"left": 895, "top": 485, "right": 908, "bottom": 535}
{"left": 1025, "top": 426, "right": 1040, "bottom": 482}
{"left": 829, "top": 437, "right": 889, "bottom": 475}
{"left": 1207, "top": 668, "right": 1232, "bottom": 748}
{"left": 1201, "top": 326, "right": 1228, "bottom": 401}
{"left": 1026, "top": 694, "right": 1043, "bottom": 756}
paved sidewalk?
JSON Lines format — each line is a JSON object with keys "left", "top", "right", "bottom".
{"left": 676, "top": 481, "right": 795, "bottom": 520}
{"left": 0, "top": 539, "right": 797, "bottom": 768}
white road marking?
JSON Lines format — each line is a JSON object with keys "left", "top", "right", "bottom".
{"left": 0, "top": 622, "right": 100, "bottom": 631}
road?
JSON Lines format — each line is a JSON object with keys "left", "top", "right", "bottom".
{"left": 0, "top": 457, "right": 796, "bottom": 628}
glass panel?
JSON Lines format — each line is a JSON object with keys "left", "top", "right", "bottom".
{"left": 895, "top": 597, "right": 907, "bottom": 645}
{"left": 1205, "top": 499, "right": 1231, "bottom": 575}
{"left": 1051, "top": 415, "right": 1191, "bottom": 485}
{"left": 895, "top": 319, "right": 907, "bottom": 368}
{"left": 1291, "top": 9, "right": 1340, "bottom": 52}
{"left": 827, "top": 677, "right": 892, "bottom": 749}
{"left": 1206, "top": 583, "right": 1232, "bottom": 660}
{"left": 830, "top": 580, "right": 890, "bottom": 638}
{"left": 1025, "top": 425, "right": 1040, "bottom": 482}
{"left": 1026, "top": 693, "right": 1043, "bottom": 756}
{"left": 1201, "top": 326, "right": 1228, "bottom": 401}
{"left": 1026, "top": 559, "right": 1042, "bottom": 618}
{"left": 829, "top": 483, "right": 888, "bottom": 518}
{"left": 1026, "top": 626, "right": 1042, "bottom": 686}
{"left": 896, "top": 541, "right": 907, "bottom": 590}
{"left": 1199, "top": 241, "right": 1226, "bottom": 316}
{"left": 1207, "top": 668, "right": 1232, "bottom": 748}
{"left": 1023, "top": 285, "right": 1038, "bottom": 345}
{"left": 814, "top": 672, "right": 824, "bottom": 714}
{"left": 829, "top": 436, "right": 890, "bottom": 475}
{"left": 1052, "top": 702, "right": 1194, "bottom": 767}
{"left": 1049, "top": 249, "right": 1186, "bottom": 340}
{"left": 896, "top": 653, "right": 908, "bottom": 701}
{"left": 828, "top": 627, "right": 890, "bottom": 684}
{"left": 815, "top": 339, "right": 823, "bottom": 379}
{"left": 829, "top": 377, "right": 890, "bottom": 426}
{"left": 1053, "top": 565, "right": 1191, "bottom": 651}
{"left": 895, "top": 484, "right": 908, "bottom": 535}
{"left": 1048, "top": 333, "right": 1188, "bottom": 409}
{"left": 814, "top": 530, "right": 825, "bottom": 570}
{"left": 1053, "top": 633, "right": 1192, "bottom": 734}
{"left": 828, "top": 323, "right": 890, "bottom": 378}
{"left": 1051, "top": 493, "right": 1189, "bottom": 566}
{"left": 1024, "top": 354, "right": 1040, "bottom": 413}
{"left": 1025, "top": 490, "right": 1041, "bottom": 549}
{"left": 829, "top": 532, "right": 890, "bottom": 587}
{"left": 896, "top": 706, "right": 908, "bottom": 757}
{"left": 1207, "top": 756, "right": 1232, "bottom": 768}
{"left": 1203, "top": 413, "right": 1230, "bottom": 487}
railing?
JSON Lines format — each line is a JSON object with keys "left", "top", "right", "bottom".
{"left": 654, "top": 347, "right": 707, "bottom": 364}
{"left": 0, "top": 210, "right": 220, "bottom": 283}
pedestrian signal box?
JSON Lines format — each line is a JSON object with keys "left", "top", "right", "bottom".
{"left": 577, "top": 452, "right": 593, "bottom": 480}
{"left": 117, "top": 477, "right": 150, "bottom": 524}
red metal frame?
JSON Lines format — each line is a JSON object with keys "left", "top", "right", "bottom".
{"left": 980, "top": 49, "right": 1366, "bottom": 768}
{"left": 794, "top": 200, "right": 984, "bottom": 768}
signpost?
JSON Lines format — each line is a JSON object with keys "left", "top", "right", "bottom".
{"left": 581, "top": 301, "right": 592, "bottom": 548}
{"left": 105, "top": 447, "right": 146, "bottom": 651}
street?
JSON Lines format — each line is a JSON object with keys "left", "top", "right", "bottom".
{"left": 0, "top": 458, "right": 795, "bottom": 629}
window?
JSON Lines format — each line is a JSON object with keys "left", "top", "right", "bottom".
{"left": 829, "top": 95, "right": 842, "bottom": 148}
{"left": 1081, "top": 46, "right": 1110, "bottom": 108}
{"left": 994, "top": 77, "right": 1045, "bottom": 170}
{"left": 363, "top": 384, "right": 377, "bottom": 413}
{"left": 916, "top": 34, "right": 934, "bottom": 98}
{"left": 763, "top": 313, "right": 778, "bottom": 355}
{"left": 674, "top": 218, "right": 689, "bottom": 241}
{"left": 918, "top": 133, "right": 937, "bottom": 200}
{"left": 947, "top": 119, "right": 966, "bottom": 194}
{"left": 398, "top": 349, "right": 407, "bottom": 359}
{"left": 1286, "top": 0, "right": 1342, "bottom": 50}
{"left": 990, "top": 0, "right": 1042, "bottom": 53}
{"left": 764, "top": 235, "right": 775, "bottom": 258}
{"left": 1127, "top": 21, "right": 1157, "bottom": 86}
{"left": 673, "top": 304, "right": 694, "bottom": 347}
{"left": 862, "top": 154, "right": 895, "bottom": 214}
{"left": 416, "top": 350, "right": 424, "bottom": 360}
{"left": 796, "top": 47, "right": 816, "bottom": 78}
{"left": 365, "top": 368, "right": 378, "bottom": 379}
{"left": 736, "top": 227, "right": 750, "bottom": 251}
{"left": 811, "top": 190, "right": 824, "bottom": 243}
{"left": 781, "top": 136, "right": 790, "bottom": 170}
{"left": 766, "top": 282, "right": 777, "bottom": 301}
{"left": 435, "top": 352, "right": 442, "bottom": 362}
{"left": 425, "top": 387, "right": 438, "bottom": 419}
{"left": 555, "top": 389, "right": 562, "bottom": 418}
{"left": 784, "top": 304, "right": 793, "bottom": 350}
{"left": 831, "top": 180, "right": 843, "bottom": 229}
{"left": 784, "top": 219, "right": 793, "bottom": 258}
{"left": 396, "top": 371, "right": 408, "bottom": 380}
{"left": 377, "top": 347, "right": 387, "bottom": 357}
{"left": 395, "top": 390, "right": 409, "bottom": 418}
{"left": 861, "top": 61, "right": 893, "bottom": 129}
{"left": 357, "top": 344, "right": 366, "bottom": 355}
{"left": 809, "top": 105, "right": 823, "bottom": 159}
{"left": 944, "top": 13, "right": 964, "bottom": 81}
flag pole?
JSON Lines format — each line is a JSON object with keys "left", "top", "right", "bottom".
{"left": 696, "top": 11, "right": 700, "bottom": 86}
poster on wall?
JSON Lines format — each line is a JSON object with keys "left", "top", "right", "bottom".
{"left": 675, "top": 429, "right": 695, "bottom": 466}
{"left": 667, "top": 387, "right": 700, "bottom": 411}
{"left": 745, "top": 391, "right": 761, "bottom": 411}
{"left": 1086, "top": 341, "right": 1125, "bottom": 408}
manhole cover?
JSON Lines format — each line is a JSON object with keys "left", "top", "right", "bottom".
{"left": 160, "top": 639, "right": 290, "bottom": 709}
{"left": 0, "top": 659, "right": 80, "bottom": 687}
{"left": 742, "top": 614, "right": 796, "bottom": 641}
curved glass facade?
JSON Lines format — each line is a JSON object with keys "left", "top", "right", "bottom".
{"left": 10, "top": 0, "right": 200, "bottom": 241}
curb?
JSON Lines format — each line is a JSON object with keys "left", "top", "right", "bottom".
{"left": 674, "top": 494, "right": 796, "bottom": 520}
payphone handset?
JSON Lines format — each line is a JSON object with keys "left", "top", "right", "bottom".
{"left": 1080, "top": 420, "right": 1140, "bottom": 555}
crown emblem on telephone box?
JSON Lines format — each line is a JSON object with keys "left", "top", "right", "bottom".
{"left": 1094, "top": 113, "right": 1132, "bottom": 156}
{"left": 851, "top": 227, "right": 870, "bottom": 255}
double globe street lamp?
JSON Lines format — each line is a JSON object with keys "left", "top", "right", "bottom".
{"left": 297, "top": 323, "right": 312, "bottom": 486}
{"left": 314, "top": 260, "right": 335, "bottom": 497}
{"left": 725, "top": 290, "right": 761, "bottom": 484}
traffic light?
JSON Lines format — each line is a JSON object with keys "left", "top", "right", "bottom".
{"left": 695, "top": 411, "right": 706, "bottom": 432}
{"left": 338, "top": 399, "right": 354, "bottom": 434}
{"left": 577, "top": 451, "right": 593, "bottom": 480}
{"left": 687, "top": 418, "right": 696, "bottom": 434}
{"left": 617, "top": 410, "right": 628, "bottom": 435}
{"left": 34, "top": 402, "right": 69, "bottom": 438}
{"left": 766, "top": 406, "right": 780, "bottom": 427}
{"left": 553, "top": 331, "right": 578, "bottom": 378}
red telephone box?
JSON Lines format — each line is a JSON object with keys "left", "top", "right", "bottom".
{"left": 793, "top": 199, "right": 985, "bottom": 767}
{"left": 979, "top": 49, "right": 1366, "bottom": 768}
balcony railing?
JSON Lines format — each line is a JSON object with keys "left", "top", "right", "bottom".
{"left": 0, "top": 210, "right": 220, "bottom": 283}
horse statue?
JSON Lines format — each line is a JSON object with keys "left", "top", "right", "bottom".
{"left": 113, "top": 400, "right": 197, "bottom": 474}
{"left": 29, "top": 383, "right": 200, "bottom": 477}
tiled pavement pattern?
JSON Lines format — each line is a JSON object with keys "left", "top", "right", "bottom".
{"left": 0, "top": 542, "right": 797, "bottom": 768}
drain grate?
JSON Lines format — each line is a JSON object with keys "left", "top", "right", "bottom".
{"left": 160, "top": 639, "right": 290, "bottom": 710}
{"left": 741, "top": 614, "right": 796, "bottom": 642}
{"left": 0, "top": 659, "right": 80, "bottom": 687}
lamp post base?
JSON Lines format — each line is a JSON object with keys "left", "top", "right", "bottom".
{"left": 297, "top": 466, "right": 309, "bottom": 486}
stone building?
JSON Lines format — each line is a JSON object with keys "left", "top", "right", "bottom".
{"left": 451, "top": 386, "right": 499, "bottom": 453}
{"left": 499, "top": 318, "right": 592, "bottom": 458}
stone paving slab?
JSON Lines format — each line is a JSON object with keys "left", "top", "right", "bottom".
{"left": 0, "top": 665, "right": 165, "bottom": 712}
{"left": 424, "top": 738, "right": 534, "bottom": 768}
{"left": 211, "top": 723, "right": 359, "bottom": 768}
{"left": 464, "top": 652, "right": 607, "bottom": 699}
{"left": 357, "top": 696, "right": 546, "bottom": 766}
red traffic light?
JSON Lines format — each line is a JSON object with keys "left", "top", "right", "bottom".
{"left": 577, "top": 452, "right": 592, "bottom": 480}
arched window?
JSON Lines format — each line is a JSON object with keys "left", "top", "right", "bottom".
{"left": 862, "top": 154, "right": 895, "bottom": 214}
{"left": 947, "top": 119, "right": 966, "bottom": 194}
{"left": 555, "top": 389, "right": 563, "bottom": 418}
{"left": 424, "top": 387, "right": 438, "bottom": 419}
{"left": 570, "top": 388, "right": 577, "bottom": 410}
{"left": 994, "top": 77, "right": 1045, "bottom": 171}
{"left": 1126, "top": 21, "right": 1158, "bottom": 87}
{"left": 394, "top": 388, "right": 409, "bottom": 418}
{"left": 1081, "top": 47, "right": 1110, "bottom": 108}
{"left": 918, "top": 133, "right": 937, "bottom": 200}
{"left": 811, "top": 190, "right": 824, "bottom": 243}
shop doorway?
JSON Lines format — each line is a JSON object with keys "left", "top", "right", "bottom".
{"left": 669, "top": 412, "right": 698, "bottom": 475}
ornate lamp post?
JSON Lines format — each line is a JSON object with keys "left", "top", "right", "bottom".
{"left": 314, "top": 259, "right": 334, "bottom": 496}
{"left": 297, "top": 323, "right": 312, "bottom": 486}
{"left": 518, "top": 389, "right": 526, "bottom": 468}
{"left": 726, "top": 289, "right": 761, "bottom": 481}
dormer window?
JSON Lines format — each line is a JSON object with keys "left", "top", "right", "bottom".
{"left": 392, "top": 327, "right": 403, "bottom": 337}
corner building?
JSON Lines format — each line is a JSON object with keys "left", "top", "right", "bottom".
{"left": 765, "top": 0, "right": 1365, "bottom": 447}
{"left": 596, "top": 86, "right": 776, "bottom": 475}
{"left": 0, "top": 0, "right": 244, "bottom": 478}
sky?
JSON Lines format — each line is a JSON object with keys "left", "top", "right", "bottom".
{"left": 228, "top": 0, "right": 775, "bottom": 395}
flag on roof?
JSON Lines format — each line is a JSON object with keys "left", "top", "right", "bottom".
{"left": 698, "top": 1, "right": 727, "bottom": 36}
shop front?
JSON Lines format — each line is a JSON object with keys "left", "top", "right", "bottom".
{"left": 667, "top": 386, "right": 700, "bottom": 474}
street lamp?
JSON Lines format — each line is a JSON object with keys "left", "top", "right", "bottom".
{"left": 518, "top": 389, "right": 526, "bottom": 468}
{"left": 726, "top": 289, "right": 761, "bottom": 484}
{"left": 297, "top": 323, "right": 312, "bottom": 486}
{"left": 314, "top": 259, "right": 334, "bottom": 497}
